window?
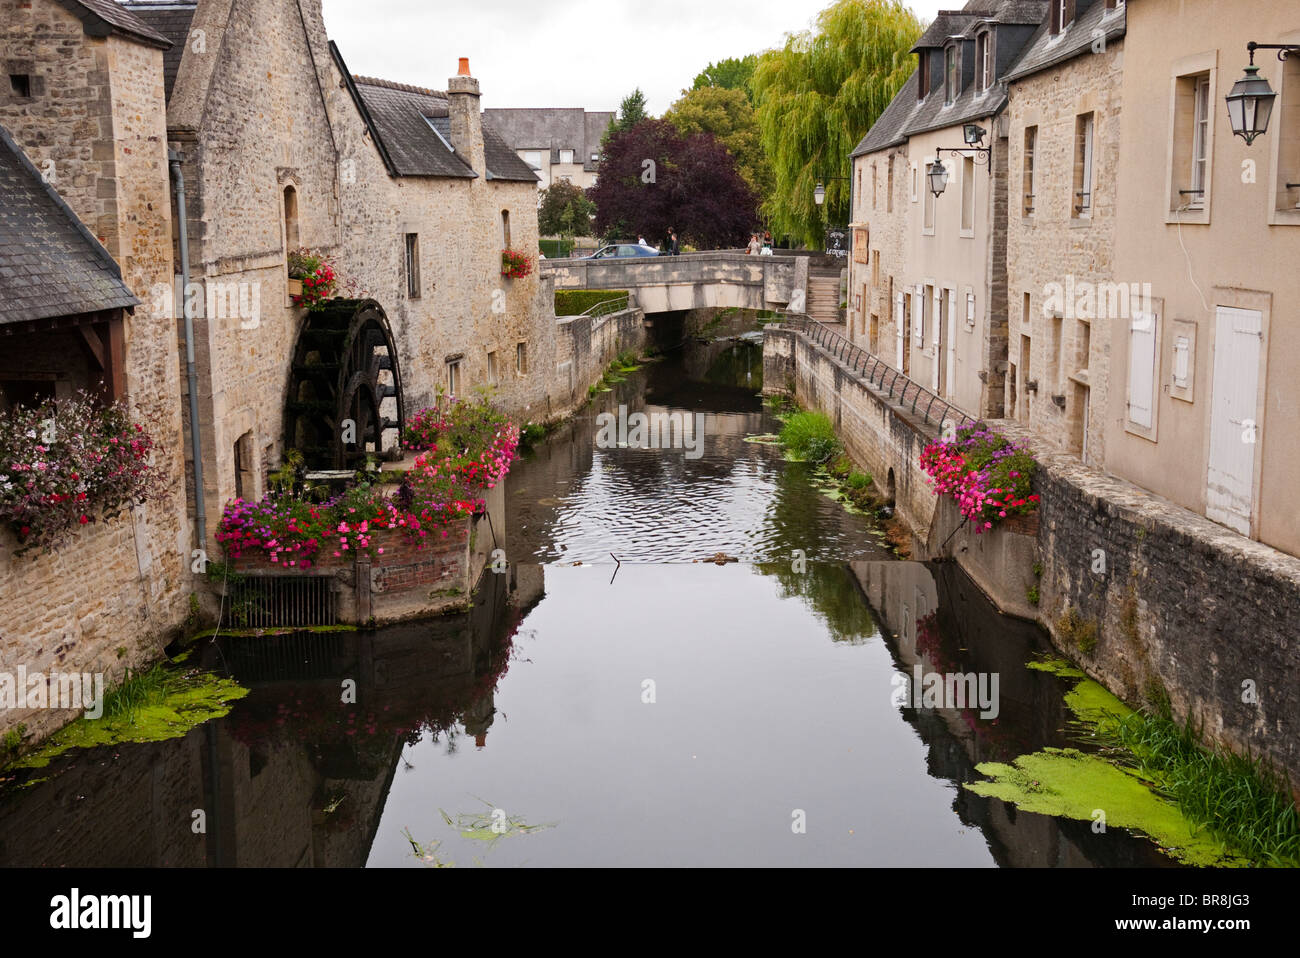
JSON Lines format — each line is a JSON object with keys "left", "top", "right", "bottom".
{"left": 405, "top": 233, "right": 421, "bottom": 298}
{"left": 487, "top": 350, "right": 498, "bottom": 385}
{"left": 1023, "top": 291, "right": 1031, "bottom": 327}
{"left": 1126, "top": 310, "right": 1158, "bottom": 431}
{"left": 911, "top": 163, "right": 918, "bottom": 202}
{"left": 872, "top": 164, "right": 878, "bottom": 210}
{"left": 1048, "top": 314, "right": 1063, "bottom": 388}
{"left": 523, "top": 151, "right": 543, "bottom": 170}
{"left": 447, "top": 359, "right": 462, "bottom": 397}
{"left": 1076, "top": 320, "right": 1091, "bottom": 375}
{"left": 234, "top": 432, "right": 255, "bottom": 501}
{"left": 283, "top": 186, "right": 300, "bottom": 251}
{"left": 1051, "top": 0, "right": 1075, "bottom": 35}
{"left": 9, "top": 74, "right": 31, "bottom": 98}
{"left": 1022, "top": 125, "right": 1037, "bottom": 216}
{"left": 1170, "top": 319, "right": 1195, "bottom": 401}
{"left": 559, "top": 149, "right": 574, "bottom": 164}
{"left": 501, "top": 209, "right": 511, "bottom": 249}
{"left": 945, "top": 46, "right": 958, "bottom": 104}
{"left": 923, "top": 162, "right": 937, "bottom": 231}
{"left": 1072, "top": 113, "right": 1094, "bottom": 217}
{"left": 591, "top": 153, "right": 599, "bottom": 163}
{"left": 966, "top": 291, "right": 976, "bottom": 329}
{"left": 1273, "top": 51, "right": 1300, "bottom": 214}
{"left": 516, "top": 342, "right": 528, "bottom": 375}
{"left": 960, "top": 155, "right": 975, "bottom": 233}
{"left": 976, "top": 32, "right": 992, "bottom": 92}
{"left": 918, "top": 52, "right": 930, "bottom": 101}
{"left": 1188, "top": 76, "right": 1210, "bottom": 209}
{"left": 887, "top": 157, "right": 894, "bottom": 212}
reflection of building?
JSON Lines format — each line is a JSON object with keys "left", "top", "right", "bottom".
{"left": 482, "top": 108, "right": 614, "bottom": 191}
{"left": 0, "top": 563, "right": 528, "bottom": 866}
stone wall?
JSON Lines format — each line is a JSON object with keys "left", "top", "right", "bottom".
{"left": 1005, "top": 38, "right": 1123, "bottom": 465}
{"left": 770, "top": 322, "right": 1300, "bottom": 786}
{"left": 552, "top": 305, "right": 648, "bottom": 419}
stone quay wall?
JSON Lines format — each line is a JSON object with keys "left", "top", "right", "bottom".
{"left": 766, "top": 322, "right": 1300, "bottom": 786}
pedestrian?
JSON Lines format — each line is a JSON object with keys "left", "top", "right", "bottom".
{"left": 637, "top": 234, "right": 647, "bottom": 247}
{"left": 669, "top": 229, "right": 680, "bottom": 256}
{"left": 746, "top": 233, "right": 762, "bottom": 255}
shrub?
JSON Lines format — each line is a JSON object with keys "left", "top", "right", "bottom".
{"left": 554, "top": 289, "right": 629, "bottom": 316}
{"left": 0, "top": 393, "right": 166, "bottom": 554}
{"left": 920, "top": 423, "right": 1039, "bottom": 533}
{"left": 779, "top": 411, "right": 840, "bottom": 464}
{"left": 846, "top": 471, "right": 872, "bottom": 491}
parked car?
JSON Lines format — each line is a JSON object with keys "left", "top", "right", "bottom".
{"left": 584, "top": 243, "right": 660, "bottom": 259}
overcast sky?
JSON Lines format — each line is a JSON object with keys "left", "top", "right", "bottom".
{"left": 320, "top": 0, "right": 946, "bottom": 115}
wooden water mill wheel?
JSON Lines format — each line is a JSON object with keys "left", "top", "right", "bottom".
{"left": 284, "top": 299, "right": 404, "bottom": 470}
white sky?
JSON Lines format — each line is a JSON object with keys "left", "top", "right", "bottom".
{"left": 320, "top": 0, "right": 946, "bottom": 115}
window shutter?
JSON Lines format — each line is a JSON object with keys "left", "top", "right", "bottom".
{"left": 912, "top": 291, "right": 924, "bottom": 345}
{"left": 1172, "top": 335, "right": 1190, "bottom": 387}
{"left": 895, "top": 292, "right": 905, "bottom": 368}
{"left": 1128, "top": 313, "right": 1157, "bottom": 428}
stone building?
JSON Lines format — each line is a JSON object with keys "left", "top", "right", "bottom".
{"left": 482, "top": 107, "right": 613, "bottom": 191}
{"left": 0, "top": 0, "right": 190, "bottom": 745}
{"left": 1003, "top": 0, "right": 1127, "bottom": 466}
{"left": 1107, "top": 0, "right": 1300, "bottom": 556}
{"left": 848, "top": 0, "right": 1050, "bottom": 419}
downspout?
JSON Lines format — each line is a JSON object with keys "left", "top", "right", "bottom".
{"left": 169, "top": 148, "right": 207, "bottom": 549}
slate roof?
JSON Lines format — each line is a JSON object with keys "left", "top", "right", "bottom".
{"left": 52, "top": 0, "right": 172, "bottom": 49}
{"left": 335, "top": 60, "right": 538, "bottom": 183}
{"left": 0, "top": 123, "right": 139, "bottom": 325}
{"left": 119, "top": 1, "right": 197, "bottom": 101}
{"left": 854, "top": 0, "right": 1051, "bottom": 156}
{"left": 1004, "top": 0, "right": 1126, "bottom": 83}
{"left": 482, "top": 108, "right": 615, "bottom": 172}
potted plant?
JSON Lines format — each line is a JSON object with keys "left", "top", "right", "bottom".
{"left": 501, "top": 249, "right": 533, "bottom": 280}
{"left": 287, "top": 248, "right": 337, "bottom": 308}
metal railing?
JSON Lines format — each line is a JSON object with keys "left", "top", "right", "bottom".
{"left": 578, "top": 292, "right": 633, "bottom": 318}
{"left": 776, "top": 313, "right": 977, "bottom": 430}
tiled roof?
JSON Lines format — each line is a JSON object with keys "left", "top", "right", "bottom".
{"left": 855, "top": 0, "right": 1050, "bottom": 156}
{"left": 346, "top": 74, "right": 538, "bottom": 182}
{"left": 119, "top": 2, "right": 197, "bottom": 101}
{"left": 52, "top": 0, "right": 173, "bottom": 49}
{"left": 0, "top": 123, "right": 139, "bottom": 325}
{"left": 482, "top": 107, "right": 615, "bottom": 172}
{"left": 1003, "top": 0, "right": 1126, "bottom": 83}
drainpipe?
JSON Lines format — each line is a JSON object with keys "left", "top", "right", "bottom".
{"left": 169, "top": 148, "right": 207, "bottom": 550}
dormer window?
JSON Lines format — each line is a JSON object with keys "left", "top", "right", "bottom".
{"left": 1051, "top": 0, "right": 1076, "bottom": 35}
{"left": 945, "top": 46, "right": 958, "bottom": 104}
{"left": 976, "top": 31, "right": 993, "bottom": 91}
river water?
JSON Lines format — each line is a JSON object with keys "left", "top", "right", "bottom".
{"left": 0, "top": 333, "right": 1175, "bottom": 867}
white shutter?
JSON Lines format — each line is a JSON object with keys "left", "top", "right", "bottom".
{"left": 1172, "top": 335, "right": 1190, "bottom": 388}
{"left": 1127, "top": 312, "right": 1157, "bottom": 428}
{"left": 912, "top": 290, "right": 924, "bottom": 346}
{"left": 894, "top": 292, "right": 904, "bottom": 369}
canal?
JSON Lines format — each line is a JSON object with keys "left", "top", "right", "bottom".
{"left": 0, "top": 331, "right": 1177, "bottom": 867}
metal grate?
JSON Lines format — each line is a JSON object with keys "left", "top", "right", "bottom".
{"left": 228, "top": 575, "right": 338, "bottom": 629}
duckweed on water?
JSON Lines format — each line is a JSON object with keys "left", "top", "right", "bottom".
{"left": 8, "top": 665, "right": 247, "bottom": 771}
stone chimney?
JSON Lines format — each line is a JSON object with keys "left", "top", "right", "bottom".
{"left": 447, "top": 57, "right": 485, "bottom": 178}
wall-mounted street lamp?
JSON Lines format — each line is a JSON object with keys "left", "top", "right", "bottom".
{"left": 814, "top": 175, "right": 849, "bottom": 206}
{"left": 1226, "top": 42, "right": 1298, "bottom": 145}
{"left": 926, "top": 126, "right": 992, "bottom": 198}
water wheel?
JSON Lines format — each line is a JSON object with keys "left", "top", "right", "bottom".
{"left": 284, "top": 299, "right": 404, "bottom": 470}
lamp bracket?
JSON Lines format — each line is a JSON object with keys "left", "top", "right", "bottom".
{"left": 1246, "top": 41, "right": 1300, "bottom": 64}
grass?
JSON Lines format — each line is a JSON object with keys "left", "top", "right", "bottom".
{"left": 1101, "top": 711, "right": 1300, "bottom": 866}
{"left": 778, "top": 411, "right": 840, "bottom": 464}
{"left": 102, "top": 662, "right": 182, "bottom": 723}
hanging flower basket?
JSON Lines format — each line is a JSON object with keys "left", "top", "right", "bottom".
{"left": 287, "top": 247, "right": 337, "bottom": 308}
{"left": 501, "top": 249, "right": 533, "bottom": 279}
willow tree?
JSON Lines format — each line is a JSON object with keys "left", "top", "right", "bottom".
{"left": 751, "top": 0, "right": 922, "bottom": 248}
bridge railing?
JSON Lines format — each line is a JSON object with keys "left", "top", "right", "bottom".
{"left": 577, "top": 292, "right": 633, "bottom": 318}
{"left": 775, "top": 313, "right": 977, "bottom": 431}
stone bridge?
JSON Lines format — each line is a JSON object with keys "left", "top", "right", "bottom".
{"left": 541, "top": 252, "right": 809, "bottom": 314}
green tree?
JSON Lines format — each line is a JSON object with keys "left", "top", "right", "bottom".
{"left": 751, "top": 0, "right": 921, "bottom": 247}
{"left": 537, "top": 180, "right": 596, "bottom": 237}
{"left": 663, "top": 86, "right": 774, "bottom": 207}
{"left": 691, "top": 55, "right": 759, "bottom": 102}
{"left": 603, "top": 88, "right": 650, "bottom": 148}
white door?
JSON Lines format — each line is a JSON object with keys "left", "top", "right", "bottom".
{"left": 945, "top": 288, "right": 957, "bottom": 400}
{"left": 894, "top": 292, "right": 904, "bottom": 369}
{"left": 1206, "top": 306, "right": 1262, "bottom": 535}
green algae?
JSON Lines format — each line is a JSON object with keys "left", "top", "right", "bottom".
{"left": 967, "top": 748, "right": 1242, "bottom": 867}
{"left": 1026, "top": 656, "right": 1085, "bottom": 679}
{"left": 9, "top": 669, "right": 248, "bottom": 770}
{"left": 964, "top": 658, "right": 1248, "bottom": 866}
